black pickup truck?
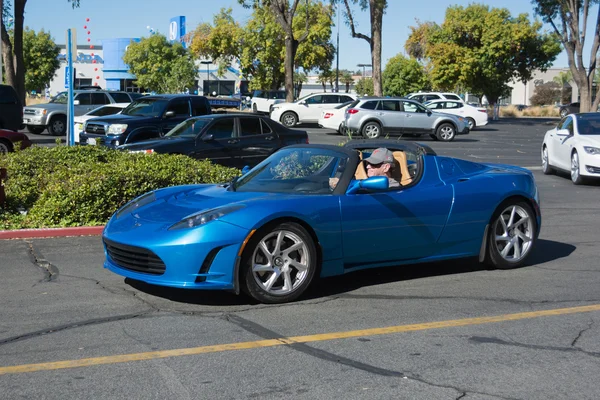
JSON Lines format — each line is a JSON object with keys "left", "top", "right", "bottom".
{"left": 80, "top": 94, "right": 211, "bottom": 147}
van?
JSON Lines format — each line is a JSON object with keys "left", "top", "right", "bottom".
{"left": 0, "top": 85, "right": 22, "bottom": 131}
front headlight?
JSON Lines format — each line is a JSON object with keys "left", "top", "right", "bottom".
{"left": 36, "top": 109, "right": 47, "bottom": 115}
{"left": 583, "top": 146, "right": 600, "bottom": 155}
{"left": 107, "top": 124, "right": 128, "bottom": 134}
{"left": 168, "top": 204, "right": 245, "bottom": 230}
{"left": 115, "top": 191, "right": 156, "bottom": 219}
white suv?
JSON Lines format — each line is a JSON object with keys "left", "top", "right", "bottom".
{"left": 251, "top": 90, "right": 287, "bottom": 114}
{"left": 270, "top": 92, "right": 357, "bottom": 127}
{"left": 407, "top": 92, "right": 464, "bottom": 104}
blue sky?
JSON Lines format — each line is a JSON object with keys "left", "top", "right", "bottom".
{"left": 22, "top": 0, "right": 595, "bottom": 72}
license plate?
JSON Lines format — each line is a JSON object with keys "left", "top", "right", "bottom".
{"left": 23, "top": 118, "right": 29, "bottom": 123}
{"left": 88, "top": 138, "right": 96, "bottom": 145}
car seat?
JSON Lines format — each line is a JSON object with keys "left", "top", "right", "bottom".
{"left": 392, "top": 151, "right": 413, "bottom": 186}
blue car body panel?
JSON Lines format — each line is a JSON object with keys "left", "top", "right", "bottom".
{"left": 102, "top": 141, "right": 541, "bottom": 293}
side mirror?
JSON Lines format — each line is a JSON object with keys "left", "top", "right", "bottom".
{"left": 241, "top": 165, "right": 251, "bottom": 174}
{"left": 299, "top": 100, "right": 307, "bottom": 105}
{"left": 556, "top": 128, "right": 571, "bottom": 137}
{"left": 202, "top": 133, "right": 214, "bottom": 141}
{"left": 164, "top": 111, "right": 175, "bottom": 118}
{"left": 346, "top": 176, "right": 389, "bottom": 194}
{"left": 73, "top": 100, "right": 80, "bottom": 105}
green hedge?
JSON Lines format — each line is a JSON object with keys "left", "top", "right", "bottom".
{"left": 0, "top": 145, "right": 240, "bottom": 229}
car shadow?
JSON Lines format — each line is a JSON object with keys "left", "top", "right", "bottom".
{"left": 124, "top": 239, "right": 574, "bottom": 306}
{"left": 493, "top": 117, "right": 559, "bottom": 126}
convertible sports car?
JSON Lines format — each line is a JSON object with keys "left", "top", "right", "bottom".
{"left": 103, "top": 140, "right": 541, "bottom": 304}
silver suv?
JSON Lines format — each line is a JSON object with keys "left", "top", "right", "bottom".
{"left": 343, "top": 97, "right": 469, "bottom": 142}
{"left": 23, "top": 89, "right": 137, "bottom": 136}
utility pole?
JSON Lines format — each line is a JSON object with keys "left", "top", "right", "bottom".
{"left": 335, "top": 6, "right": 339, "bottom": 93}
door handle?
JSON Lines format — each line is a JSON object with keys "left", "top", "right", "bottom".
{"left": 265, "top": 136, "right": 275, "bottom": 141}
{"left": 458, "top": 178, "right": 469, "bottom": 182}
{"left": 227, "top": 139, "right": 239, "bottom": 144}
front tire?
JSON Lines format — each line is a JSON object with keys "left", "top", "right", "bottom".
{"left": 541, "top": 146, "right": 553, "bottom": 175}
{"left": 242, "top": 222, "right": 317, "bottom": 304}
{"left": 487, "top": 201, "right": 536, "bottom": 269}
{"left": 280, "top": 111, "right": 298, "bottom": 127}
{"left": 436, "top": 123, "right": 456, "bottom": 142}
{"left": 571, "top": 151, "right": 585, "bottom": 185}
{"left": 48, "top": 116, "right": 66, "bottom": 136}
{"left": 362, "top": 121, "right": 381, "bottom": 139}
{"left": 0, "top": 139, "right": 12, "bottom": 154}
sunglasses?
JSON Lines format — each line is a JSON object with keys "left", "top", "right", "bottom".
{"left": 366, "top": 161, "right": 384, "bottom": 168}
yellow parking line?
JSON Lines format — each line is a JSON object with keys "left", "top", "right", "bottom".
{"left": 2, "top": 303, "right": 600, "bottom": 376}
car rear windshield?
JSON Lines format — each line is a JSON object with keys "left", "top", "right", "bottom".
{"left": 121, "top": 98, "right": 168, "bottom": 117}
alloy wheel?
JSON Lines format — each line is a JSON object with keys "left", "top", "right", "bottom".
{"left": 251, "top": 230, "right": 310, "bottom": 295}
{"left": 571, "top": 151, "right": 582, "bottom": 184}
{"left": 438, "top": 125, "right": 455, "bottom": 141}
{"left": 363, "top": 123, "right": 380, "bottom": 139}
{"left": 492, "top": 204, "right": 534, "bottom": 263}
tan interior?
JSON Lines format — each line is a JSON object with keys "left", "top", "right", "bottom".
{"left": 353, "top": 150, "right": 413, "bottom": 186}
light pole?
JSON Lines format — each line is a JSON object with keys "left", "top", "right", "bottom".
{"left": 335, "top": 6, "right": 340, "bottom": 93}
{"left": 357, "top": 63, "right": 372, "bottom": 78}
{"left": 200, "top": 60, "right": 212, "bottom": 96}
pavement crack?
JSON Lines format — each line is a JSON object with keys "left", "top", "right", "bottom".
{"left": 222, "top": 314, "right": 403, "bottom": 377}
{"left": 0, "top": 311, "right": 153, "bottom": 346}
{"left": 571, "top": 320, "right": 595, "bottom": 347}
{"left": 26, "top": 240, "right": 59, "bottom": 282}
{"left": 469, "top": 335, "right": 600, "bottom": 358}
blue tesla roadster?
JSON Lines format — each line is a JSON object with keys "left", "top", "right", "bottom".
{"left": 103, "top": 140, "right": 541, "bottom": 304}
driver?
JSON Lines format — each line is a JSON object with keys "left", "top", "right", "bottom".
{"left": 329, "top": 147, "right": 400, "bottom": 189}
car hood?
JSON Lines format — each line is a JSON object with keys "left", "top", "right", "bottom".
{"left": 88, "top": 114, "right": 158, "bottom": 124}
{"left": 118, "top": 136, "right": 194, "bottom": 151}
{"left": 24, "top": 103, "right": 66, "bottom": 111}
{"left": 578, "top": 135, "right": 600, "bottom": 146}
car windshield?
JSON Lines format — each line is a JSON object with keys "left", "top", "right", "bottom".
{"left": 576, "top": 114, "right": 600, "bottom": 135}
{"left": 49, "top": 92, "right": 68, "bottom": 104}
{"left": 121, "top": 98, "right": 168, "bottom": 117}
{"left": 234, "top": 147, "right": 348, "bottom": 194}
{"left": 165, "top": 118, "right": 210, "bottom": 138}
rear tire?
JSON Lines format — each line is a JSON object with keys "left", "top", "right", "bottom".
{"left": 362, "top": 121, "right": 381, "bottom": 139}
{"left": 487, "top": 200, "right": 536, "bottom": 270}
{"left": 466, "top": 117, "right": 476, "bottom": 130}
{"left": 27, "top": 125, "right": 45, "bottom": 134}
{"left": 571, "top": 151, "right": 585, "bottom": 185}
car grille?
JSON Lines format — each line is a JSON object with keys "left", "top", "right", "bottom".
{"left": 104, "top": 238, "right": 166, "bottom": 275}
{"left": 23, "top": 109, "right": 37, "bottom": 115}
{"left": 85, "top": 123, "right": 106, "bottom": 135}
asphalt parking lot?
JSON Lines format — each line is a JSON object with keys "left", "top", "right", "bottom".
{"left": 2, "top": 118, "right": 600, "bottom": 399}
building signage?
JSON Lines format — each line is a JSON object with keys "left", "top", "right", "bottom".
{"left": 58, "top": 53, "right": 104, "bottom": 64}
{"left": 169, "top": 16, "right": 186, "bottom": 47}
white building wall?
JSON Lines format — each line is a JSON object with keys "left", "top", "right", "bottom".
{"left": 49, "top": 46, "right": 106, "bottom": 96}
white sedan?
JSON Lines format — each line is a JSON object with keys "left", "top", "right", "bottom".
{"left": 424, "top": 99, "right": 488, "bottom": 130}
{"left": 317, "top": 101, "right": 354, "bottom": 133}
{"left": 74, "top": 103, "right": 130, "bottom": 143}
{"left": 542, "top": 112, "right": 600, "bottom": 184}
{"left": 270, "top": 93, "right": 356, "bottom": 127}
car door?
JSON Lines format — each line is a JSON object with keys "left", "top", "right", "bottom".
{"left": 191, "top": 117, "right": 237, "bottom": 167}
{"left": 300, "top": 94, "right": 326, "bottom": 122}
{"left": 161, "top": 98, "right": 191, "bottom": 134}
{"left": 401, "top": 100, "right": 434, "bottom": 134}
{"left": 235, "top": 116, "right": 280, "bottom": 167}
{"left": 74, "top": 93, "right": 92, "bottom": 115}
{"left": 375, "top": 100, "right": 403, "bottom": 134}
{"left": 551, "top": 116, "right": 575, "bottom": 170}
{"left": 339, "top": 184, "right": 454, "bottom": 266}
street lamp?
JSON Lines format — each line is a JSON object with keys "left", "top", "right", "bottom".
{"left": 200, "top": 60, "right": 212, "bottom": 96}
{"left": 357, "top": 63, "right": 372, "bottom": 78}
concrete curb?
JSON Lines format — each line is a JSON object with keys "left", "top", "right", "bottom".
{"left": 0, "top": 226, "right": 104, "bottom": 240}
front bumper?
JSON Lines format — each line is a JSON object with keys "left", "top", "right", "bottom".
{"left": 578, "top": 149, "right": 600, "bottom": 177}
{"left": 22, "top": 114, "right": 48, "bottom": 126}
{"left": 79, "top": 133, "right": 122, "bottom": 148}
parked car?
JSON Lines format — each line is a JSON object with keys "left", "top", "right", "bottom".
{"left": 317, "top": 101, "right": 354, "bottom": 133}
{"left": 74, "top": 103, "right": 130, "bottom": 144}
{"left": 344, "top": 97, "right": 469, "bottom": 142}
{"left": 559, "top": 102, "right": 580, "bottom": 117}
{"left": 0, "top": 84, "right": 23, "bottom": 131}
{"left": 80, "top": 94, "right": 211, "bottom": 148}
{"left": 102, "top": 139, "right": 541, "bottom": 304}
{"left": 23, "top": 90, "right": 138, "bottom": 136}
{"left": 0, "top": 129, "right": 32, "bottom": 154}
{"left": 251, "top": 89, "right": 287, "bottom": 114}
{"left": 270, "top": 92, "right": 357, "bottom": 127}
{"left": 406, "top": 92, "right": 464, "bottom": 104}
{"left": 424, "top": 99, "right": 489, "bottom": 130}
{"left": 541, "top": 112, "right": 600, "bottom": 184}
{"left": 117, "top": 113, "right": 309, "bottom": 169}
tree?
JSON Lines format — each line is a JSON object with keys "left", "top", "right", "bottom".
{"left": 409, "top": 4, "right": 561, "bottom": 110}
{"left": 532, "top": 0, "right": 600, "bottom": 113}
{"left": 122, "top": 34, "right": 197, "bottom": 94}
{"left": 239, "top": 0, "right": 319, "bottom": 102}
{"left": 341, "top": 70, "right": 354, "bottom": 92}
{"left": 293, "top": 70, "right": 307, "bottom": 98}
{"left": 530, "top": 81, "right": 561, "bottom": 105}
{"left": 317, "top": 69, "right": 333, "bottom": 91}
{"left": 22, "top": 28, "right": 60, "bottom": 93}
{"left": 1, "top": 0, "right": 82, "bottom": 104}
{"left": 354, "top": 76, "right": 373, "bottom": 95}
{"left": 338, "top": 0, "right": 387, "bottom": 96}
{"left": 382, "top": 54, "right": 429, "bottom": 96}
{"left": 553, "top": 70, "right": 573, "bottom": 104}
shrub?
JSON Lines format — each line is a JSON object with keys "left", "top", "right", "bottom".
{"left": 0, "top": 146, "right": 240, "bottom": 229}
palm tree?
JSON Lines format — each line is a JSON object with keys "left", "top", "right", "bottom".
{"left": 293, "top": 71, "right": 308, "bottom": 99}
{"left": 553, "top": 71, "right": 573, "bottom": 105}
{"left": 317, "top": 70, "right": 333, "bottom": 92}
{"left": 341, "top": 70, "right": 355, "bottom": 93}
